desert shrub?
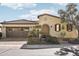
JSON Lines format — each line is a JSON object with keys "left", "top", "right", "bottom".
{"left": 28, "top": 29, "right": 40, "bottom": 38}
{"left": 46, "top": 35, "right": 60, "bottom": 44}
{"left": 63, "top": 38, "right": 68, "bottom": 41}
{"left": 68, "top": 38, "right": 79, "bottom": 44}
{"left": 27, "top": 35, "right": 60, "bottom": 44}
{"left": 27, "top": 37, "right": 47, "bottom": 44}
{"left": 27, "top": 37, "right": 40, "bottom": 44}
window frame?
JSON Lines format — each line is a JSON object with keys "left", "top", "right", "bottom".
{"left": 67, "top": 24, "right": 73, "bottom": 32}
{"left": 55, "top": 24, "right": 61, "bottom": 32}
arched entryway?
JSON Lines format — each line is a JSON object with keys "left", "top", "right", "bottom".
{"left": 42, "top": 24, "right": 50, "bottom": 35}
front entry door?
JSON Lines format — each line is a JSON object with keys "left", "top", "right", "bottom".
{"left": 42, "top": 24, "right": 49, "bottom": 35}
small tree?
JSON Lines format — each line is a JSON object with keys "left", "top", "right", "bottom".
{"left": 58, "top": 3, "right": 79, "bottom": 38}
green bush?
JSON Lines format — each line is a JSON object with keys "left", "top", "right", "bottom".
{"left": 27, "top": 35, "right": 60, "bottom": 44}
{"left": 27, "top": 38, "right": 40, "bottom": 44}
{"left": 27, "top": 37, "right": 47, "bottom": 44}
{"left": 28, "top": 29, "right": 40, "bottom": 38}
{"left": 46, "top": 35, "right": 60, "bottom": 44}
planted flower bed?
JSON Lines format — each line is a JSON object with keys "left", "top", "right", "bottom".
{"left": 27, "top": 35, "right": 60, "bottom": 45}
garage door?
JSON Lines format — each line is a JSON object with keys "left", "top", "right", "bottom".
{"left": 6, "top": 27, "right": 29, "bottom": 38}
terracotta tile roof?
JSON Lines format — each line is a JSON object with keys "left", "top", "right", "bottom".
{"left": 1, "top": 19, "right": 38, "bottom": 24}
{"left": 38, "top": 13, "right": 60, "bottom": 19}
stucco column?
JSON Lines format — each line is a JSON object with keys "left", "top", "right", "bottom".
{"left": 2, "top": 26, "right": 6, "bottom": 38}
{"left": 29, "top": 26, "right": 33, "bottom": 31}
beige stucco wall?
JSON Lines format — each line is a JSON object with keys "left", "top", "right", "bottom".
{"left": 2, "top": 27, "right": 6, "bottom": 38}
{"left": 0, "top": 24, "right": 2, "bottom": 32}
{"left": 38, "top": 15, "right": 78, "bottom": 39}
{"left": 2, "top": 24, "right": 37, "bottom": 27}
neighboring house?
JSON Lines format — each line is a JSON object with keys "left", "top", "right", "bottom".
{"left": 0, "top": 14, "right": 78, "bottom": 39}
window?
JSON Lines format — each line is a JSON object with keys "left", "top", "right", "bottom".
{"left": 67, "top": 24, "right": 73, "bottom": 32}
{"left": 55, "top": 24, "right": 61, "bottom": 32}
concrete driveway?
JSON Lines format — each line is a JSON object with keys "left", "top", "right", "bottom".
{"left": 0, "top": 43, "right": 79, "bottom": 56}
{"left": 0, "top": 38, "right": 79, "bottom": 56}
{"left": 0, "top": 41, "right": 27, "bottom": 49}
{"left": 0, "top": 40, "right": 28, "bottom": 56}
{"left": 0, "top": 48, "right": 60, "bottom": 56}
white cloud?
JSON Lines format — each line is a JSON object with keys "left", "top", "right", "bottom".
{"left": 57, "top": 3, "right": 67, "bottom": 6}
{"left": 0, "top": 3, "right": 37, "bottom": 10}
{"left": 19, "top": 9, "right": 58, "bottom": 21}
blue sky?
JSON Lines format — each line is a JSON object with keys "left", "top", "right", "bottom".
{"left": 0, "top": 3, "right": 79, "bottom": 22}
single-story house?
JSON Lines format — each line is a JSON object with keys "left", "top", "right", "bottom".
{"left": 0, "top": 14, "right": 78, "bottom": 40}
{"left": 38, "top": 14, "right": 78, "bottom": 39}
{"left": 0, "top": 19, "right": 38, "bottom": 38}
